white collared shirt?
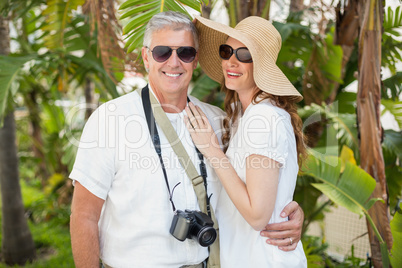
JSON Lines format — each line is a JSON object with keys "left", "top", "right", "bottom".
{"left": 70, "top": 88, "right": 225, "bottom": 267}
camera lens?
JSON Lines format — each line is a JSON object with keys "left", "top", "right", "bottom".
{"left": 202, "top": 231, "right": 212, "bottom": 242}
{"left": 197, "top": 227, "right": 217, "bottom": 247}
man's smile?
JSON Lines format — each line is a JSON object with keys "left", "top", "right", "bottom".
{"left": 163, "top": 71, "right": 182, "bottom": 78}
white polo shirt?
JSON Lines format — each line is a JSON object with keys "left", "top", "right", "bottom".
{"left": 70, "top": 88, "right": 225, "bottom": 267}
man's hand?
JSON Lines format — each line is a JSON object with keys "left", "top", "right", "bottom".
{"left": 260, "top": 201, "right": 304, "bottom": 251}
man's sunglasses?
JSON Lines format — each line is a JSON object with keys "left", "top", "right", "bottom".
{"left": 219, "top": 44, "right": 253, "bottom": 63}
{"left": 146, "top": 46, "right": 197, "bottom": 63}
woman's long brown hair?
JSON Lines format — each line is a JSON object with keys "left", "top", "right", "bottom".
{"left": 221, "top": 85, "right": 308, "bottom": 169}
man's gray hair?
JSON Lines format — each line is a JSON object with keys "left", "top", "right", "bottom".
{"left": 143, "top": 11, "right": 199, "bottom": 50}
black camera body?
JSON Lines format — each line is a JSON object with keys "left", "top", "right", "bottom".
{"left": 170, "top": 209, "right": 217, "bottom": 247}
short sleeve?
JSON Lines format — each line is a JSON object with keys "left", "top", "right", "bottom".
{"left": 240, "top": 104, "right": 289, "bottom": 167}
{"left": 69, "top": 104, "right": 115, "bottom": 200}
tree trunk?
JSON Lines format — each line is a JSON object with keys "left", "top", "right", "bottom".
{"left": 23, "top": 88, "right": 49, "bottom": 183}
{"left": 357, "top": 1, "right": 392, "bottom": 267}
{"left": 0, "top": 15, "right": 36, "bottom": 266}
{"left": 226, "top": 0, "right": 271, "bottom": 25}
{"left": 290, "top": 0, "right": 304, "bottom": 13}
{"left": 0, "top": 114, "right": 36, "bottom": 265}
{"left": 85, "top": 78, "right": 95, "bottom": 120}
{"left": 304, "top": 1, "right": 359, "bottom": 148}
{"left": 201, "top": 1, "right": 212, "bottom": 19}
{"left": 330, "top": 0, "right": 359, "bottom": 101}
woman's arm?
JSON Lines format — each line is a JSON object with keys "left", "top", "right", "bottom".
{"left": 185, "top": 103, "right": 280, "bottom": 231}
{"left": 211, "top": 153, "right": 279, "bottom": 231}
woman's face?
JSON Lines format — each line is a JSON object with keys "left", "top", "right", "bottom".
{"left": 221, "top": 37, "right": 256, "bottom": 96}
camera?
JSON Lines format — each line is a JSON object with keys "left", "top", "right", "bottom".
{"left": 170, "top": 209, "right": 217, "bottom": 247}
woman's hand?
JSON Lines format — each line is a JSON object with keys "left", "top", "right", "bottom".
{"left": 184, "top": 102, "right": 222, "bottom": 159}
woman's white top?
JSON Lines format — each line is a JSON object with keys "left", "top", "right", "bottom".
{"left": 216, "top": 99, "right": 307, "bottom": 267}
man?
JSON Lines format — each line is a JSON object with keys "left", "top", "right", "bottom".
{"left": 70, "top": 11, "right": 304, "bottom": 268}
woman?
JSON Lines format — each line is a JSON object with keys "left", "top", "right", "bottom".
{"left": 184, "top": 16, "right": 308, "bottom": 267}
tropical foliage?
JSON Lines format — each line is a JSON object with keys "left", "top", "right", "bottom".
{"left": 390, "top": 203, "right": 402, "bottom": 267}
{"left": 119, "top": 0, "right": 203, "bottom": 53}
{"left": 0, "top": 0, "right": 400, "bottom": 267}
{"left": 302, "top": 150, "right": 390, "bottom": 266}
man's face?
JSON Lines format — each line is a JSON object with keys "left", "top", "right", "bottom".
{"left": 142, "top": 28, "right": 198, "bottom": 99}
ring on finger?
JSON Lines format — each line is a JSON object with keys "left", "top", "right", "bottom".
{"left": 289, "top": 237, "right": 293, "bottom": 245}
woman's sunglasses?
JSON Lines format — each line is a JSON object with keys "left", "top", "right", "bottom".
{"left": 146, "top": 46, "right": 197, "bottom": 63}
{"left": 219, "top": 44, "right": 253, "bottom": 63}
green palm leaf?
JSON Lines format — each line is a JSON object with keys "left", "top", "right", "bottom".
{"left": 382, "top": 130, "right": 402, "bottom": 212}
{"left": 382, "top": 6, "right": 402, "bottom": 74}
{"left": 390, "top": 204, "right": 402, "bottom": 267}
{"left": 69, "top": 55, "right": 120, "bottom": 98}
{"left": 63, "top": 15, "right": 91, "bottom": 53}
{"left": 41, "top": 0, "right": 85, "bottom": 49}
{"left": 384, "top": 6, "right": 402, "bottom": 38}
{"left": 304, "top": 103, "right": 359, "bottom": 157}
{"left": 383, "top": 129, "right": 402, "bottom": 161}
{"left": 122, "top": 8, "right": 159, "bottom": 36}
{"left": 331, "top": 112, "right": 358, "bottom": 153}
{"left": 191, "top": 73, "right": 223, "bottom": 107}
{"left": 302, "top": 154, "right": 377, "bottom": 215}
{"left": 381, "top": 99, "right": 402, "bottom": 129}
{"left": 119, "top": 0, "right": 203, "bottom": 53}
{"left": 119, "top": 1, "right": 160, "bottom": 20}
{"left": 382, "top": 72, "right": 402, "bottom": 100}
{"left": 303, "top": 154, "right": 390, "bottom": 265}
{"left": 0, "top": 55, "right": 37, "bottom": 121}
{"left": 191, "top": 73, "right": 220, "bottom": 99}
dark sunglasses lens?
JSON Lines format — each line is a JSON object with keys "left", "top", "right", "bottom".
{"left": 236, "top": 48, "right": 252, "bottom": 63}
{"left": 177, "top": 47, "right": 197, "bottom": 63}
{"left": 152, "top": 46, "right": 172, "bottom": 62}
{"left": 219, "top": 44, "right": 233, "bottom": 60}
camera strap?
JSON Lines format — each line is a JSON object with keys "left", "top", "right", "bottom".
{"left": 141, "top": 86, "right": 179, "bottom": 212}
{"left": 141, "top": 86, "right": 212, "bottom": 214}
{"left": 141, "top": 86, "right": 220, "bottom": 268}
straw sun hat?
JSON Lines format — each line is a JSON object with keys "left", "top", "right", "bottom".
{"left": 194, "top": 16, "right": 303, "bottom": 102}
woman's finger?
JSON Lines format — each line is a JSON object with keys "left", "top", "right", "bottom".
{"left": 183, "top": 115, "right": 192, "bottom": 131}
{"left": 188, "top": 102, "right": 204, "bottom": 127}
{"left": 185, "top": 106, "right": 198, "bottom": 129}
{"left": 184, "top": 114, "right": 198, "bottom": 134}
{"left": 195, "top": 105, "right": 208, "bottom": 126}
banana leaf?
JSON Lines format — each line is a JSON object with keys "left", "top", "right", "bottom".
{"left": 381, "top": 99, "right": 402, "bottom": 129}
{"left": 302, "top": 154, "right": 378, "bottom": 216}
{"left": 119, "top": 0, "right": 203, "bottom": 53}
{"left": 302, "top": 154, "right": 391, "bottom": 265}
{"left": 41, "top": 0, "right": 85, "bottom": 49}
{"left": 0, "top": 54, "right": 37, "bottom": 121}
{"left": 390, "top": 203, "right": 402, "bottom": 267}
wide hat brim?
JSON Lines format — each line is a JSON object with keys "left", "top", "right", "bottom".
{"left": 195, "top": 16, "right": 303, "bottom": 102}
